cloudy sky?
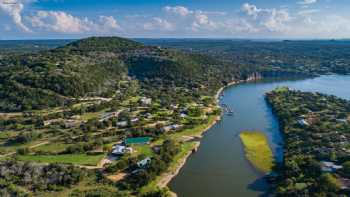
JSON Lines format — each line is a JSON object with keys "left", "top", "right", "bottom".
{"left": 1, "top": 0, "right": 350, "bottom": 39}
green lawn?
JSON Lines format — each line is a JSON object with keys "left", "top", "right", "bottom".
{"left": 0, "top": 131, "right": 17, "bottom": 140}
{"left": 0, "top": 140, "right": 46, "bottom": 154}
{"left": 80, "top": 112, "right": 101, "bottom": 121}
{"left": 18, "top": 153, "right": 105, "bottom": 166}
{"left": 33, "top": 143, "right": 69, "bottom": 153}
{"left": 239, "top": 131, "right": 274, "bottom": 173}
{"left": 132, "top": 144, "right": 154, "bottom": 157}
{"left": 171, "top": 114, "right": 217, "bottom": 139}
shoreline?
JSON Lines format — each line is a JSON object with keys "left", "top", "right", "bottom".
{"left": 157, "top": 77, "right": 260, "bottom": 195}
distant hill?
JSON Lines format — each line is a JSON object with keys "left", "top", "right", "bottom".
{"left": 140, "top": 39, "right": 350, "bottom": 75}
{"left": 0, "top": 37, "right": 249, "bottom": 112}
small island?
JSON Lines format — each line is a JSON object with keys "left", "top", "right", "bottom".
{"left": 239, "top": 131, "right": 274, "bottom": 173}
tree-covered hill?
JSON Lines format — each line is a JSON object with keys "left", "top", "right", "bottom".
{"left": 0, "top": 37, "right": 251, "bottom": 112}
{"left": 141, "top": 39, "right": 350, "bottom": 75}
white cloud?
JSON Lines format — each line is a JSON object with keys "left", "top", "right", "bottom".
{"left": 98, "top": 15, "right": 122, "bottom": 32}
{"left": 28, "top": 11, "right": 121, "bottom": 33}
{"left": 223, "top": 18, "right": 259, "bottom": 34}
{"left": 29, "top": 11, "right": 91, "bottom": 33}
{"left": 163, "top": 6, "right": 192, "bottom": 16}
{"left": 289, "top": 14, "right": 350, "bottom": 38}
{"left": 298, "top": 0, "right": 317, "bottom": 5}
{"left": 143, "top": 17, "right": 174, "bottom": 31}
{"left": 241, "top": 3, "right": 291, "bottom": 32}
{"left": 0, "top": 0, "right": 31, "bottom": 32}
{"left": 241, "top": 3, "right": 260, "bottom": 17}
{"left": 2, "top": 1, "right": 350, "bottom": 39}
{"left": 297, "top": 9, "right": 320, "bottom": 16}
{"left": 162, "top": 6, "right": 220, "bottom": 32}
{"left": 191, "top": 11, "right": 218, "bottom": 31}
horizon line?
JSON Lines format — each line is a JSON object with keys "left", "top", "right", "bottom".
{"left": 0, "top": 36, "right": 350, "bottom": 42}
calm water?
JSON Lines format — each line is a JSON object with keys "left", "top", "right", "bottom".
{"left": 169, "top": 75, "right": 350, "bottom": 197}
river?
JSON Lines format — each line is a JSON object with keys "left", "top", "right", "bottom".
{"left": 169, "top": 75, "right": 350, "bottom": 197}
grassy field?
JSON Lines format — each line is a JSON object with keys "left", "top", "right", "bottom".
{"left": 32, "top": 143, "right": 69, "bottom": 153}
{"left": 170, "top": 114, "right": 218, "bottom": 140}
{"left": 0, "top": 131, "right": 17, "bottom": 140}
{"left": 132, "top": 144, "right": 154, "bottom": 157}
{"left": 18, "top": 153, "right": 105, "bottom": 166}
{"left": 0, "top": 140, "right": 47, "bottom": 154}
{"left": 80, "top": 112, "right": 102, "bottom": 121}
{"left": 239, "top": 131, "right": 274, "bottom": 173}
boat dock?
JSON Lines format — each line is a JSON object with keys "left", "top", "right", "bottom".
{"left": 221, "top": 104, "right": 234, "bottom": 116}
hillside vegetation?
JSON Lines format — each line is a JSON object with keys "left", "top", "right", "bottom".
{"left": 0, "top": 37, "right": 251, "bottom": 112}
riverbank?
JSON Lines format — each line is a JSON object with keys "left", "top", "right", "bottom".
{"left": 155, "top": 77, "right": 261, "bottom": 195}
{"left": 155, "top": 114, "right": 221, "bottom": 189}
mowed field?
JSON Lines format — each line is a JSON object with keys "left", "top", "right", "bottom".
{"left": 18, "top": 153, "right": 106, "bottom": 166}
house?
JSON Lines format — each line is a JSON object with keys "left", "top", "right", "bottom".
{"left": 64, "top": 119, "right": 80, "bottom": 128}
{"left": 336, "top": 119, "right": 348, "bottom": 124}
{"left": 131, "top": 118, "right": 139, "bottom": 123}
{"left": 116, "top": 121, "right": 128, "bottom": 127}
{"left": 145, "top": 113, "right": 153, "bottom": 119}
{"left": 111, "top": 145, "right": 133, "bottom": 155}
{"left": 161, "top": 125, "right": 173, "bottom": 132}
{"left": 180, "top": 113, "right": 187, "bottom": 118}
{"left": 171, "top": 124, "right": 183, "bottom": 130}
{"left": 162, "top": 124, "right": 183, "bottom": 132}
{"left": 321, "top": 161, "right": 343, "bottom": 172}
{"left": 297, "top": 119, "right": 310, "bottom": 126}
{"left": 140, "top": 97, "right": 152, "bottom": 105}
{"left": 137, "top": 157, "right": 151, "bottom": 168}
{"left": 43, "top": 119, "right": 62, "bottom": 126}
{"left": 170, "top": 104, "right": 179, "bottom": 109}
{"left": 339, "top": 178, "right": 350, "bottom": 190}
{"left": 124, "top": 137, "right": 151, "bottom": 145}
{"left": 99, "top": 111, "right": 120, "bottom": 122}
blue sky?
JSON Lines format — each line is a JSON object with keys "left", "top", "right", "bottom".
{"left": 1, "top": 0, "right": 350, "bottom": 39}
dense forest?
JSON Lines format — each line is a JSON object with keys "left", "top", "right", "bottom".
{"left": 266, "top": 88, "right": 350, "bottom": 196}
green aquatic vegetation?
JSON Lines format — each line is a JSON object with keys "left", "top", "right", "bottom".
{"left": 239, "top": 131, "right": 274, "bottom": 173}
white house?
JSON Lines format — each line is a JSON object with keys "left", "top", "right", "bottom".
{"left": 297, "top": 119, "right": 310, "bottom": 126}
{"left": 111, "top": 145, "right": 133, "bottom": 155}
{"left": 64, "top": 119, "right": 80, "bottom": 128}
{"left": 99, "top": 111, "right": 120, "bottom": 122}
{"left": 180, "top": 113, "right": 187, "bottom": 118}
{"left": 140, "top": 97, "right": 152, "bottom": 105}
{"left": 161, "top": 124, "right": 183, "bottom": 132}
{"left": 321, "top": 161, "right": 343, "bottom": 172}
{"left": 137, "top": 157, "right": 151, "bottom": 168}
{"left": 116, "top": 121, "right": 128, "bottom": 127}
{"left": 162, "top": 125, "right": 173, "bottom": 132}
{"left": 131, "top": 118, "right": 139, "bottom": 123}
{"left": 336, "top": 119, "right": 348, "bottom": 124}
